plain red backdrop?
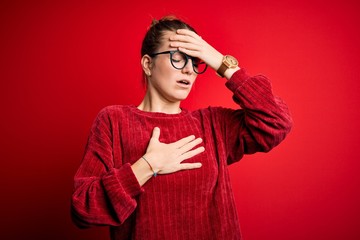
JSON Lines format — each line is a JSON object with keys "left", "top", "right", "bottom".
{"left": 1, "top": 0, "right": 360, "bottom": 239}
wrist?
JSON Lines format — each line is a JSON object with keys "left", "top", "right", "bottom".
{"left": 216, "top": 55, "right": 239, "bottom": 78}
{"left": 213, "top": 53, "right": 224, "bottom": 71}
{"left": 141, "top": 156, "right": 158, "bottom": 177}
{"left": 131, "top": 157, "right": 154, "bottom": 186}
{"left": 224, "top": 66, "right": 241, "bottom": 80}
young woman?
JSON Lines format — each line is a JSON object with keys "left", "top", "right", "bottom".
{"left": 71, "top": 16, "right": 292, "bottom": 240}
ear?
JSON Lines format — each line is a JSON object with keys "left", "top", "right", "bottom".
{"left": 141, "top": 54, "right": 153, "bottom": 77}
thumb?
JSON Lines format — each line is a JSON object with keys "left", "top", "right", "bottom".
{"left": 151, "top": 127, "right": 160, "bottom": 140}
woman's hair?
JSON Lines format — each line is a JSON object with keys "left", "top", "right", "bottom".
{"left": 141, "top": 15, "right": 197, "bottom": 57}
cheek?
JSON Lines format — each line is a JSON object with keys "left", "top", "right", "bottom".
{"left": 153, "top": 60, "right": 175, "bottom": 78}
{"left": 153, "top": 58, "right": 168, "bottom": 72}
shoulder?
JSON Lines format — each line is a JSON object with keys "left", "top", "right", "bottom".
{"left": 192, "top": 106, "right": 234, "bottom": 116}
{"left": 97, "top": 105, "right": 132, "bottom": 116}
{"left": 191, "top": 106, "right": 238, "bottom": 123}
{"left": 94, "top": 105, "right": 134, "bottom": 123}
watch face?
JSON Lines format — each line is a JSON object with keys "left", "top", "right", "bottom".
{"left": 225, "top": 55, "right": 238, "bottom": 67}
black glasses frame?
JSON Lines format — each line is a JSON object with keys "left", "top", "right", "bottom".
{"left": 149, "top": 50, "right": 208, "bottom": 74}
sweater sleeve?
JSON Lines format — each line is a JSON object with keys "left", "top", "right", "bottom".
{"left": 220, "top": 68, "right": 293, "bottom": 165}
{"left": 71, "top": 108, "right": 144, "bottom": 228}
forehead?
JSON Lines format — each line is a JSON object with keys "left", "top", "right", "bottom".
{"left": 157, "top": 30, "right": 176, "bottom": 52}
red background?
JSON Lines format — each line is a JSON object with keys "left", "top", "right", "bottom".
{"left": 1, "top": 0, "right": 360, "bottom": 239}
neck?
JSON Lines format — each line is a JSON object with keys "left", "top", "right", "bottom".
{"left": 137, "top": 92, "right": 182, "bottom": 114}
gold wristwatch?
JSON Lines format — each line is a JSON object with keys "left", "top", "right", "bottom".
{"left": 217, "top": 55, "right": 238, "bottom": 78}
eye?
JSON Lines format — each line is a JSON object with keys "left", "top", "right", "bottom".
{"left": 172, "top": 52, "right": 186, "bottom": 62}
{"left": 192, "top": 58, "right": 202, "bottom": 67}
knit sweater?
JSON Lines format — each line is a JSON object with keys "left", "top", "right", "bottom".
{"left": 71, "top": 69, "right": 292, "bottom": 240}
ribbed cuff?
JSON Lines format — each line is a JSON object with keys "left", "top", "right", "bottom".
{"left": 102, "top": 163, "right": 144, "bottom": 198}
{"left": 101, "top": 164, "right": 144, "bottom": 223}
{"left": 225, "top": 68, "right": 250, "bottom": 92}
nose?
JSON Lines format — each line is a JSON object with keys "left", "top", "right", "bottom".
{"left": 181, "top": 58, "right": 195, "bottom": 75}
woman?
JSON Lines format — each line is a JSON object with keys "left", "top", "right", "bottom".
{"left": 71, "top": 16, "right": 292, "bottom": 240}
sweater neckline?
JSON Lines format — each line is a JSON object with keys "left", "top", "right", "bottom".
{"left": 129, "top": 105, "right": 189, "bottom": 118}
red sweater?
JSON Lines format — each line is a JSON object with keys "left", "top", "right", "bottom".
{"left": 71, "top": 69, "right": 292, "bottom": 240}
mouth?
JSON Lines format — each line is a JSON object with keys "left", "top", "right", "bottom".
{"left": 177, "top": 79, "right": 191, "bottom": 86}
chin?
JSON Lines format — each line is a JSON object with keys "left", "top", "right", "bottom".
{"left": 173, "top": 89, "right": 191, "bottom": 100}
{"left": 175, "top": 93, "right": 190, "bottom": 101}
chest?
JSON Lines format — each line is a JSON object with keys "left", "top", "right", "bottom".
{"left": 114, "top": 115, "right": 220, "bottom": 192}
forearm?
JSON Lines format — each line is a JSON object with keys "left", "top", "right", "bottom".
{"left": 72, "top": 163, "right": 143, "bottom": 227}
{"left": 223, "top": 70, "right": 292, "bottom": 162}
{"left": 224, "top": 66, "right": 241, "bottom": 80}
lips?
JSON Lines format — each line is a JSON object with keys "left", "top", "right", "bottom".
{"left": 177, "top": 79, "right": 191, "bottom": 86}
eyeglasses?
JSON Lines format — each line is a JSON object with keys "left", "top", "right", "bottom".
{"left": 149, "top": 50, "right": 208, "bottom": 74}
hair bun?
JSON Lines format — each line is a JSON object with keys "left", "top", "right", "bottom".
{"left": 151, "top": 19, "right": 159, "bottom": 27}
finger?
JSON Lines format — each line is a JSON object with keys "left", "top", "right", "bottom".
{"left": 176, "top": 29, "right": 202, "bottom": 40}
{"left": 169, "top": 36, "right": 203, "bottom": 49}
{"left": 179, "top": 146, "right": 205, "bottom": 161}
{"left": 151, "top": 127, "right": 160, "bottom": 140}
{"left": 177, "top": 47, "right": 200, "bottom": 57}
{"left": 178, "top": 137, "right": 203, "bottom": 153}
{"left": 170, "top": 34, "right": 198, "bottom": 43}
{"left": 179, "top": 162, "right": 202, "bottom": 170}
{"left": 170, "top": 43, "right": 201, "bottom": 57}
{"left": 170, "top": 41, "right": 201, "bottom": 50}
{"left": 172, "top": 135, "right": 196, "bottom": 149}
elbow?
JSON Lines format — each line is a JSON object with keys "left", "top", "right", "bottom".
{"left": 71, "top": 198, "right": 94, "bottom": 229}
{"left": 71, "top": 208, "right": 90, "bottom": 229}
{"left": 279, "top": 113, "right": 293, "bottom": 137}
{"left": 262, "top": 116, "right": 293, "bottom": 152}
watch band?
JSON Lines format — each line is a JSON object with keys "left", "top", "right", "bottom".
{"left": 216, "top": 55, "right": 238, "bottom": 78}
{"left": 216, "top": 63, "right": 229, "bottom": 78}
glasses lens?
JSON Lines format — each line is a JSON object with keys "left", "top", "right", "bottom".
{"left": 171, "top": 51, "right": 187, "bottom": 69}
{"left": 193, "top": 59, "right": 207, "bottom": 74}
{"left": 170, "top": 51, "right": 207, "bottom": 74}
